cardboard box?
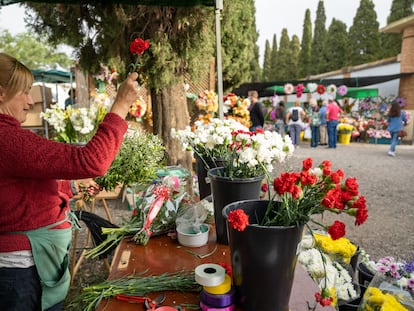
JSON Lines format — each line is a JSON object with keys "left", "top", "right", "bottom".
{"left": 30, "top": 85, "right": 52, "bottom": 104}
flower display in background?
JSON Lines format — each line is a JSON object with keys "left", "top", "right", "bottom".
{"left": 317, "top": 84, "right": 326, "bottom": 95}
{"left": 337, "top": 123, "right": 355, "bottom": 134}
{"left": 358, "top": 97, "right": 378, "bottom": 118}
{"left": 366, "top": 128, "right": 391, "bottom": 139}
{"left": 41, "top": 103, "right": 107, "bottom": 143}
{"left": 327, "top": 84, "right": 337, "bottom": 95}
{"left": 284, "top": 83, "right": 294, "bottom": 95}
{"left": 94, "top": 63, "right": 119, "bottom": 85}
{"left": 171, "top": 117, "right": 249, "bottom": 162}
{"left": 128, "top": 96, "right": 147, "bottom": 122}
{"left": 295, "top": 83, "right": 305, "bottom": 98}
{"left": 226, "top": 157, "right": 368, "bottom": 307}
{"left": 307, "top": 83, "right": 318, "bottom": 93}
{"left": 337, "top": 85, "right": 348, "bottom": 96}
{"left": 396, "top": 97, "right": 407, "bottom": 108}
{"left": 195, "top": 90, "right": 218, "bottom": 115}
{"left": 128, "top": 37, "right": 150, "bottom": 74}
{"left": 223, "top": 93, "right": 251, "bottom": 128}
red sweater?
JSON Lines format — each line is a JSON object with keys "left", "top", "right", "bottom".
{"left": 0, "top": 113, "right": 128, "bottom": 252}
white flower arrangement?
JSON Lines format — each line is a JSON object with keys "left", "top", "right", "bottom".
{"left": 41, "top": 103, "right": 107, "bottom": 143}
{"left": 327, "top": 84, "right": 337, "bottom": 94}
{"left": 171, "top": 117, "right": 249, "bottom": 161}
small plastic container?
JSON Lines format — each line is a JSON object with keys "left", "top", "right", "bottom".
{"left": 176, "top": 224, "right": 210, "bottom": 247}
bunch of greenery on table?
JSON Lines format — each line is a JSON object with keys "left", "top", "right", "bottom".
{"left": 94, "top": 127, "right": 165, "bottom": 191}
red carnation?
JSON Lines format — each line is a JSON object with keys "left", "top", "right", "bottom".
{"left": 328, "top": 220, "right": 346, "bottom": 240}
{"left": 228, "top": 209, "right": 249, "bottom": 231}
{"left": 345, "top": 177, "right": 359, "bottom": 196}
{"left": 302, "top": 158, "right": 313, "bottom": 171}
{"left": 130, "top": 38, "right": 150, "bottom": 55}
{"left": 355, "top": 206, "right": 368, "bottom": 225}
{"left": 315, "top": 292, "right": 333, "bottom": 306}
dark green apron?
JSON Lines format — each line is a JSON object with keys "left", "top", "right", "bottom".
{"left": 14, "top": 214, "right": 73, "bottom": 310}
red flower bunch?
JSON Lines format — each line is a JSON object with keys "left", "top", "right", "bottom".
{"left": 266, "top": 157, "right": 368, "bottom": 238}
{"left": 295, "top": 83, "right": 305, "bottom": 98}
{"left": 129, "top": 37, "right": 150, "bottom": 73}
{"left": 317, "top": 84, "right": 326, "bottom": 95}
{"left": 227, "top": 209, "right": 249, "bottom": 232}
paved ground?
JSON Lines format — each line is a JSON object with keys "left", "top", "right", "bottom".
{"left": 277, "top": 140, "right": 414, "bottom": 262}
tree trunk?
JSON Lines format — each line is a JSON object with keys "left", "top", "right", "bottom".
{"left": 151, "top": 79, "right": 193, "bottom": 174}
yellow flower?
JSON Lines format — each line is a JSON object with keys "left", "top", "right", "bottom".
{"left": 314, "top": 233, "right": 357, "bottom": 264}
{"left": 362, "top": 287, "right": 409, "bottom": 311}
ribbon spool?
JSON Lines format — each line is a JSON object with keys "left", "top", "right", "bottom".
{"left": 201, "top": 287, "right": 235, "bottom": 308}
{"left": 203, "top": 274, "right": 232, "bottom": 295}
{"left": 200, "top": 301, "right": 235, "bottom": 311}
{"left": 195, "top": 264, "right": 226, "bottom": 287}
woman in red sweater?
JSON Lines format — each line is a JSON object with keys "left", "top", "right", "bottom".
{"left": 0, "top": 53, "right": 139, "bottom": 311}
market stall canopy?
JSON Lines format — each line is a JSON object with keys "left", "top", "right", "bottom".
{"left": 232, "top": 72, "right": 414, "bottom": 97}
{"left": 0, "top": 0, "right": 215, "bottom": 6}
{"left": 32, "top": 69, "right": 74, "bottom": 84}
{"left": 336, "top": 88, "right": 378, "bottom": 99}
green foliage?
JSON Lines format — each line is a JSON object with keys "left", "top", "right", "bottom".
{"left": 94, "top": 129, "right": 166, "bottom": 191}
{"left": 288, "top": 35, "right": 301, "bottom": 79}
{"left": 349, "top": 0, "right": 381, "bottom": 66}
{"left": 274, "top": 28, "right": 291, "bottom": 80}
{"left": 269, "top": 34, "right": 278, "bottom": 81}
{"left": 381, "top": 0, "right": 414, "bottom": 58}
{"left": 298, "top": 9, "right": 313, "bottom": 78}
{"left": 0, "top": 29, "right": 73, "bottom": 69}
{"left": 262, "top": 40, "right": 273, "bottom": 81}
{"left": 311, "top": 0, "right": 327, "bottom": 74}
{"left": 323, "top": 19, "right": 349, "bottom": 72}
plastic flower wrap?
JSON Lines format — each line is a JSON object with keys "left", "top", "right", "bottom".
{"left": 41, "top": 103, "right": 107, "bottom": 143}
{"left": 223, "top": 93, "right": 251, "bottom": 128}
{"left": 128, "top": 96, "right": 147, "bottom": 121}
{"left": 195, "top": 90, "right": 218, "bottom": 115}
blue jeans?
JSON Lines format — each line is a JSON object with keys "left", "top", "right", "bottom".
{"left": 310, "top": 125, "right": 320, "bottom": 147}
{"left": 289, "top": 124, "right": 302, "bottom": 146}
{"left": 0, "top": 266, "right": 63, "bottom": 311}
{"left": 390, "top": 131, "right": 398, "bottom": 152}
{"left": 327, "top": 120, "right": 339, "bottom": 148}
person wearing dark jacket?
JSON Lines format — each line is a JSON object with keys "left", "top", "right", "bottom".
{"left": 247, "top": 90, "right": 265, "bottom": 131}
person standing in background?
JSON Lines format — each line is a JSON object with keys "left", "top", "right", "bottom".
{"left": 247, "top": 90, "right": 264, "bottom": 131}
{"left": 326, "top": 98, "right": 342, "bottom": 148}
{"left": 387, "top": 101, "right": 407, "bottom": 157}
{"left": 275, "top": 101, "right": 286, "bottom": 136}
{"left": 319, "top": 100, "right": 328, "bottom": 145}
{"left": 64, "top": 88, "right": 76, "bottom": 109}
{"left": 286, "top": 100, "right": 305, "bottom": 147}
{"left": 309, "top": 99, "right": 321, "bottom": 148}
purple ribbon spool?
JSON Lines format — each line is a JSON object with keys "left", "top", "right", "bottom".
{"left": 200, "top": 287, "right": 235, "bottom": 308}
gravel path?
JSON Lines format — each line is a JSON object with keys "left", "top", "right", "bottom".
{"left": 277, "top": 140, "right": 414, "bottom": 262}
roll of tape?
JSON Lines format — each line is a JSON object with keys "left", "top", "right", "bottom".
{"left": 203, "top": 274, "right": 232, "bottom": 295}
{"left": 200, "top": 301, "right": 235, "bottom": 311}
{"left": 195, "top": 263, "right": 226, "bottom": 287}
{"left": 201, "top": 287, "right": 235, "bottom": 307}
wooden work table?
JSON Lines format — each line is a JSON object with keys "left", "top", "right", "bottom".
{"left": 97, "top": 229, "right": 334, "bottom": 311}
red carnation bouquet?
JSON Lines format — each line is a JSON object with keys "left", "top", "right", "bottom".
{"left": 227, "top": 157, "right": 369, "bottom": 307}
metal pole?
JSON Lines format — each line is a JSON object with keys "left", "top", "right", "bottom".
{"left": 215, "top": 0, "right": 224, "bottom": 119}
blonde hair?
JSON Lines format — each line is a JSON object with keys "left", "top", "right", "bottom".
{"left": 294, "top": 100, "right": 301, "bottom": 106}
{"left": 0, "top": 53, "right": 34, "bottom": 101}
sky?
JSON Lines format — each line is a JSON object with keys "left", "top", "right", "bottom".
{"left": 0, "top": 0, "right": 394, "bottom": 64}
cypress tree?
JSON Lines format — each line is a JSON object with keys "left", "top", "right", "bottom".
{"left": 262, "top": 40, "right": 273, "bottom": 81}
{"left": 349, "top": 0, "right": 381, "bottom": 65}
{"left": 289, "top": 35, "right": 301, "bottom": 79}
{"left": 269, "top": 34, "right": 279, "bottom": 81}
{"left": 310, "top": 0, "right": 327, "bottom": 74}
{"left": 275, "top": 28, "right": 291, "bottom": 80}
{"left": 381, "top": 0, "right": 414, "bottom": 58}
{"left": 323, "top": 18, "right": 350, "bottom": 72}
{"left": 298, "top": 9, "right": 313, "bottom": 78}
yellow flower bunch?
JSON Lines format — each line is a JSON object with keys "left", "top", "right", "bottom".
{"left": 337, "top": 123, "right": 355, "bottom": 134}
{"left": 195, "top": 90, "right": 218, "bottom": 114}
{"left": 361, "top": 287, "right": 408, "bottom": 311}
{"left": 314, "top": 233, "right": 357, "bottom": 265}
